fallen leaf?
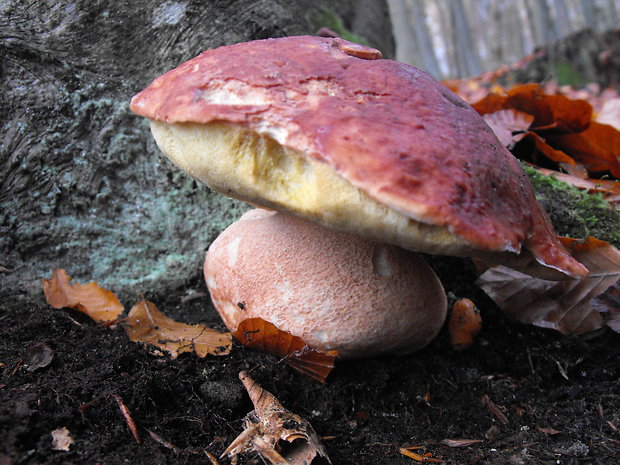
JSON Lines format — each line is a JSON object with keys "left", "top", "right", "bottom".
{"left": 441, "top": 438, "right": 482, "bottom": 447}
{"left": 42, "top": 269, "right": 124, "bottom": 323}
{"left": 399, "top": 447, "right": 443, "bottom": 463}
{"left": 112, "top": 394, "right": 140, "bottom": 444}
{"left": 234, "top": 318, "right": 337, "bottom": 383}
{"left": 518, "top": 132, "right": 577, "bottom": 166}
{"left": 537, "top": 426, "right": 561, "bottom": 435}
{"left": 483, "top": 109, "right": 533, "bottom": 148}
{"left": 546, "top": 122, "right": 620, "bottom": 177}
{"left": 476, "top": 237, "right": 620, "bottom": 335}
{"left": 51, "top": 427, "right": 74, "bottom": 451}
{"left": 20, "top": 343, "right": 54, "bottom": 372}
{"left": 592, "top": 281, "right": 620, "bottom": 332}
{"left": 595, "top": 98, "right": 620, "bottom": 130}
{"left": 125, "top": 299, "right": 231, "bottom": 358}
{"left": 222, "top": 371, "right": 331, "bottom": 465}
{"left": 473, "top": 84, "right": 593, "bottom": 134}
{"left": 448, "top": 298, "right": 482, "bottom": 351}
{"left": 481, "top": 394, "right": 509, "bottom": 425}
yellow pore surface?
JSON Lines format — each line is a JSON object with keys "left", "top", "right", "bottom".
{"left": 149, "top": 120, "right": 469, "bottom": 255}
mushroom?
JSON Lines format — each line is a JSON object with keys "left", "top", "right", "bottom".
{"left": 205, "top": 208, "right": 446, "bottom": 358}
{"left": 130, "top": 36, "right": 587, "bottom": 358}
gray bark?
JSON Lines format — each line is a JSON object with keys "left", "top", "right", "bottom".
{"left": 552, "top": 0, "right": 573, "bottom": 37}
{"left": 579, "top": 0, "right": 597, "bottom": 29}
{"left": 409, "top": 0, "right": 441, "bottom": 77}
{"left": 527, "top": 0, "right": 557, "bottom": 46}
{"left": 0, "top": 0, "right": 393, "bottom": 300}
{"left": 449, "top": 0, "right": 482, "bottom": 76}
{"left": 388, "top": 0, "right": 421, "bottom": 65}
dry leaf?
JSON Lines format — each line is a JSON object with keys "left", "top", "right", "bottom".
{"left": 441, "top": 438, "right": 482, "bottom": 448}
{"left": 518, "top": 132, "right": 577, "bottom": 166}
{"left": 473, "top": 84, "right": 593, "bottom": 134}
{"left": 20, "top": 342, "right": 54, "bottom": 372}
{"left": 399, "top": 447, "right": 443, "bottom": 463}
{"left": 124, "top": 299, "right": 231, "bottom": 358}
{"left": 51, "top": 427, "right": 74, "bottom": 451}
{"left": 592, "top": 281, "right": 620, "bottom": 332}
{"left": 476, "top": 237, "right": 620, "bottom": 335}
{"left": 483, "top": 109, "right": 533, "bottom": 148}
{"left": 448, "top": 298, "right": 482, "bottom": 351}
{"left": 595, "top": 98, "right": 620, "bottom": 130}
{"left": 481, "top": 394, "right": 509, "bottom": 425}
{"left": 222, "top": 371, "right": 331, "bottom": 465}
{"left": 537, "top": 427, "right": 561, "bottom": 435}
{"left": 546, "top": 122, "right": 620, "bottom": 177}
{"left": 42, "top": 269, "right": 123, "bottom": 323}
{"left": 233, "top": 318, "right": 338, "bottom": 383}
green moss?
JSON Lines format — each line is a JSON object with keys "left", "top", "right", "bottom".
{"left": 524, "top": 165, "right": 620, "bottom": 245}
{"left": 306, "top": 6, "right": 368, "bottom": 45}
{"left": 554, "top": 60, "right": 587, "bottom": 88}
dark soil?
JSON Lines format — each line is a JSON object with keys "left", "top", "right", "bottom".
{"left": 2, "top": 261, "right": 619, "bottom": 465}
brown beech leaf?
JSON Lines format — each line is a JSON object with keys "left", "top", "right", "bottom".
{"left": 476, "top": 237, "right": 620, "bottom": 335}
{"left": 473, "top": 84, "right": 593, "bottom": 134}
{"left": 546, "top": 122, "right": 620, "bottom": 177}
{"left": 519, "top": 131, "right": 576, "bottom": 165}
{"left": 592, "top": 280, "right": 620, "bottom": 332}
{"left": 595, "top": 98, "right": 620, "bottom": 131}
{"left": 222, "top": 371, "right": 331, "bottom": 465}
{"left": 42, "top": 269, "right": 123, "bottom": 323}
{"left": 125, "top": 299, "right": 231, "bottom": 358}
{"left": 234, "top": 318, "right": 337, "bottom": 383}
{"left": 483, "top": 109, "right": 533, "bottom": 148}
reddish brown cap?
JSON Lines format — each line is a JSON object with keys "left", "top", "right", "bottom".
{"left": 131, "top": 36, "right": 586, "bottom": 279}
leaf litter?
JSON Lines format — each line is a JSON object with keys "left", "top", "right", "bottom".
{"left": 42, "top": 269, "right": 124, "bottom": 323}
{"left": 477, "top": 237, "right": 620, "bottom": 335}
{"left": 125, "top": 298, "right": 232, "bottom": 358}
{"left": 233, "top": 317, "right": 338, "bottom": 383}
{"left": 222, "top": 371, "right": 331, "bottom": 465}
{"left": 42, "top": 269, "right": 232, "bottom": 359}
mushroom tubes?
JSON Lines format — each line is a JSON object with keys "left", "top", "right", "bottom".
{"left": 131, "top": 36, "right": 587, "bottom": 358}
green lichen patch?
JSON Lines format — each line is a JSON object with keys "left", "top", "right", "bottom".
{"left": 306, "top": 6, "right": 368, "bottom": 45}
{"left": 524, "top": 165, "right": 619, "bottom": 245}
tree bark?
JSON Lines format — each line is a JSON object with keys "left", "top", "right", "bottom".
{"left": 387, "top": 0, "right": 421, "bottom": 66}
{"left": 0, "top": 0, "right": 393, "bottom": 300}
{"left": 449, "top": 0, "right": 482, "bottom": 76}
{"left": 409, "top": 0, "right": 441, "bottom": 77}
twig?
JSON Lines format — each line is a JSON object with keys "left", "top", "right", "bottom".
{"left": 112, "top": 394, "right": 141, "bottom": 444}
{"left": 481, "top": 395, "right": 509, "bottom": 425}
{"left": 147, "top": 429, "right": 181, "bottom": 453}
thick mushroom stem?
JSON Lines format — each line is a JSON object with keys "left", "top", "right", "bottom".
{"left": 204, "top": 209, "right": 448, "bottom": 359}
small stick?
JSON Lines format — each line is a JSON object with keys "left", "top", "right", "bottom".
{"left": 112, "top": 394, "right": 141, "bottom": 444}
{"left": 147, "top": 429, "right": 181, "bottom": 453}
{"left": 203, "top": 449, "right": 221, "bottom": 465}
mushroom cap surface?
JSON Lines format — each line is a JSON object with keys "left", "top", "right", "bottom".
{"left": 131, "top": 35, "right": 586, "bottom": 279}
{"left": 204, "top": 209, "right": 448, "bottom": 359}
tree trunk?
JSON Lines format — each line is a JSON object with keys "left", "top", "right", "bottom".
{"left": 409, "top": 0, "right": 441, "bottom": 77}
{"left": 527, "top": 0, "right": 557, "bottom": 46}
{"left": 0, "top": 0, "right": 393, "bottom": 300}
{"left": 449, "top": 0, "right": 482, "bottom": 76}
{"left": 552, "top": 0, "right": 573, "bottom": 38}
{"left": 387, "top": 0, "right": 421, "bottom": 65}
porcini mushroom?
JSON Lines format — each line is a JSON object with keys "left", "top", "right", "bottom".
{"left": 130, "top": 36, "right": 587, "bottom": 358}
{"left": 205, "top": 208, "right": 446, "bottom": 358}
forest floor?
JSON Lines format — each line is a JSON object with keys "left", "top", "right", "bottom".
{"left": 1, "top": 257, "right": 619, "bottom": 465}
